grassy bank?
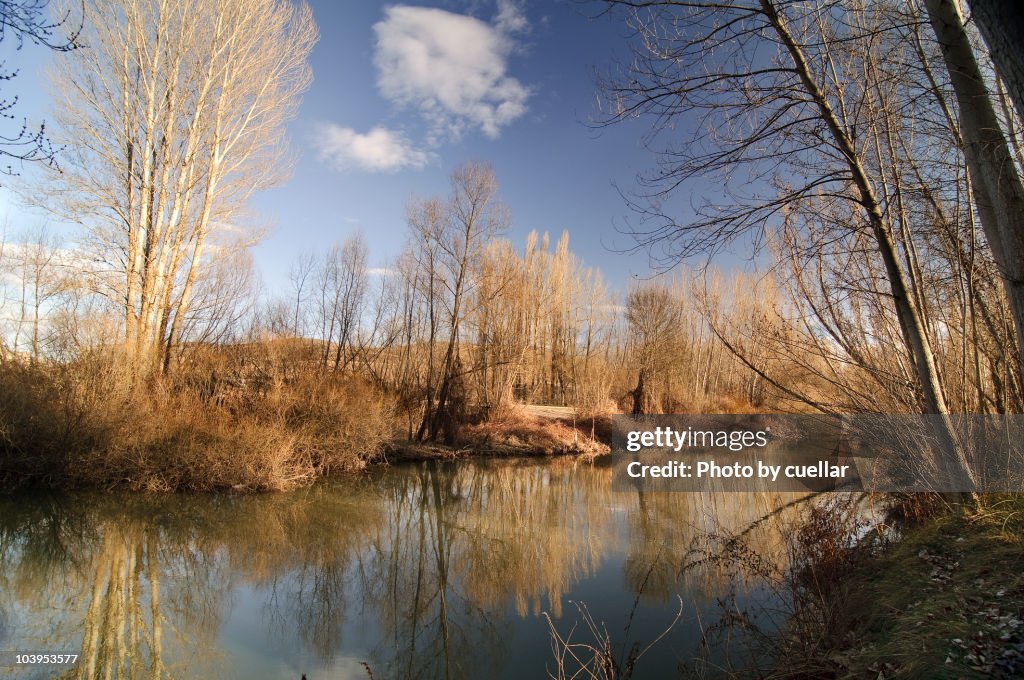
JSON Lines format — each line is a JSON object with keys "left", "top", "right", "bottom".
{"left": 0, "top": 355, "right": 609, "bottom": 492}
{"left": 810, "top": 495, "right": 1024, "bottom": 678}
{"left": 745, "top": 495, "right": 1024, "bottom": 679}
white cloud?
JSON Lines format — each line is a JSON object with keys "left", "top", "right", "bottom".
{"left": 372, "top": 5, "right": 530, "bottom": 139}
{"left": 316, "top": 124, "right": 431, "bottom": 173}
{"left": 495, "top": 0, "right": 528, "bottom": 34}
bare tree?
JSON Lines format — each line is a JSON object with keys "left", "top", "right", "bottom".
{"left": 173, "top": 241, "right": 259, "bottom": 357}
{"left": 288, "top": 248, "right": 316, "bottom": 338}
{"left": 315, "top": 234, "right": 368, "bottom": 371}
{"left": 625, "top": 285, "right": 679, "bottom": 414}
{"left": 923, "top": 0, "right": 1024, "bottom": 375}
{"left": 407, "top": 163, "right": 509, "bottom": 443}
{"left": 595, "top": 0, "right": 975, "bottom": 485}
{"left": 39, "top": 0, "right": 316, "bottom": 377}
{"left": 8, "top": 224, "right": 65, "bottom": 360}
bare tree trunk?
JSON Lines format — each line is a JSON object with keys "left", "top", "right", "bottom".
{"left": 969, "top": 0, "right": 1024, "bottom": 122}
{"left": 631, "top": 369, "right": 646, "bottom": 415}
{"left": 763, "top": 0, "right": 975, "bottom": 487}
{"left": 924, "top": 0, "right": 1024, "bottom": 377}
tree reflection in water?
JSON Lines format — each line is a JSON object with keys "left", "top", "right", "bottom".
{"left": 357, "top": 460, "right": 614, "bottom": 679}
{"left": 0, "top": 459, "right": 815, "bottom": 679}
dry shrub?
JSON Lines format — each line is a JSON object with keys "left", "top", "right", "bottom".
{"left": 70, "top": 386, "right": 306, "bottom": 492}
{"left": 95, "top": 372, "right": 392, "bottom": 491}
{"left": 789, "top": 496, "right": 872, "bottom": 600}
{"left": 0, "top": 361, "right": 73, "bottom": 484}
{"left": 680, "top": 394, "right": 763, "bottom": 414}
{"left": 0, "top": 349, "right": 393, "bottom": 492}
{"left": 266, "top": 371, "right": 393, "bottom": 474}
{"left": 617, "top": 391, "right": 763, "bottom": 416}
{"left": 0, "top": 357, "right": 122, "bottom": 486}
{"left": 574, "top": 398, "right": 617, "bottom": 420}
{"left": 677, "top": 495, "right": 874, "bottom": 678}
{"left": 883, "top": 492, "right": 950, "bottom": 526}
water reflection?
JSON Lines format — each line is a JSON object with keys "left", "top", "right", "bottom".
{"left": 0, "top": 459, "right": 813, "bottom": 679}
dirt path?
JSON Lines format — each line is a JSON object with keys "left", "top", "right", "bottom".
{"left": 523, "top": 405, "right": 575, "bottom": 420}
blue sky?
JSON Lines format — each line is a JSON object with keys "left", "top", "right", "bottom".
{"left": 0, "top": 0, "right": 712, "bottom": 293}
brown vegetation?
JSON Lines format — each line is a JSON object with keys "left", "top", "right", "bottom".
{"left": 0, "top": 349, "right": 391, "bottom": 491}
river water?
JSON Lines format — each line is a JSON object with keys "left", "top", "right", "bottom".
{"left": 0, "top": 458, "right": 817, "bottom": 679}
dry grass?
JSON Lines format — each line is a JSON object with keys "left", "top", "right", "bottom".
{"left": 0, "top": 351, "right": 392, "bottom": 492}
{"left": 460, "top": 402, "right": 608, "bottom": 457}
{"left": 545, "top": 597, "right": 684, "bottom": 680}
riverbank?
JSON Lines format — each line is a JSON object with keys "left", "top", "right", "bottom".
{"left": 774, "top": 495, "right": 1024, "bottom": 679}
{"left": 0, "top": 358, "right": 610, "bottom": 491}
{"left": 385, "top": 406, "right": 610, "bottom": 463}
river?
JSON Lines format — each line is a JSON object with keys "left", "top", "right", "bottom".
{"left": 0, "top": 458, "right": 820, "bottom": 679}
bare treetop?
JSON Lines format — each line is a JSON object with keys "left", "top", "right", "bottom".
{"left": 0, "top": 0, "right": 82, "bottom": 175}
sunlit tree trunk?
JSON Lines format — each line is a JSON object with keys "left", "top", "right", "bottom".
{"left": 924, "top": 0, "right": 1024, "bottom": 377}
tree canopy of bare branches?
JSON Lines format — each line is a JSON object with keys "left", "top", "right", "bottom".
{"left": 593, "top": 0, "right": 1019, "bottom": 484}
{"left": 38, "top": 0, "right": 316, "bottom": 376}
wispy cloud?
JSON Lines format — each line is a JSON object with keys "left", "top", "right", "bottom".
{"left": 316, "top": 124, "right": 431, "bottom": 173}
{"left": 372, "top": 4, "right": 530, "bottom": 140}
{"left": 495, "top": 0, "right": 529, "bottom": 35}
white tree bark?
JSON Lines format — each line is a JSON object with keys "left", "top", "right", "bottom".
{"left": 924, "top": 0, "right": 1024, "bottom": 377}
{"left": 42, "top": 0, "right": 317, "bottom": 377}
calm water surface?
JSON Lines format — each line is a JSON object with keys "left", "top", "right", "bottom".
{"left": 0, "top": 458, "right": 815, "bottom": 679}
